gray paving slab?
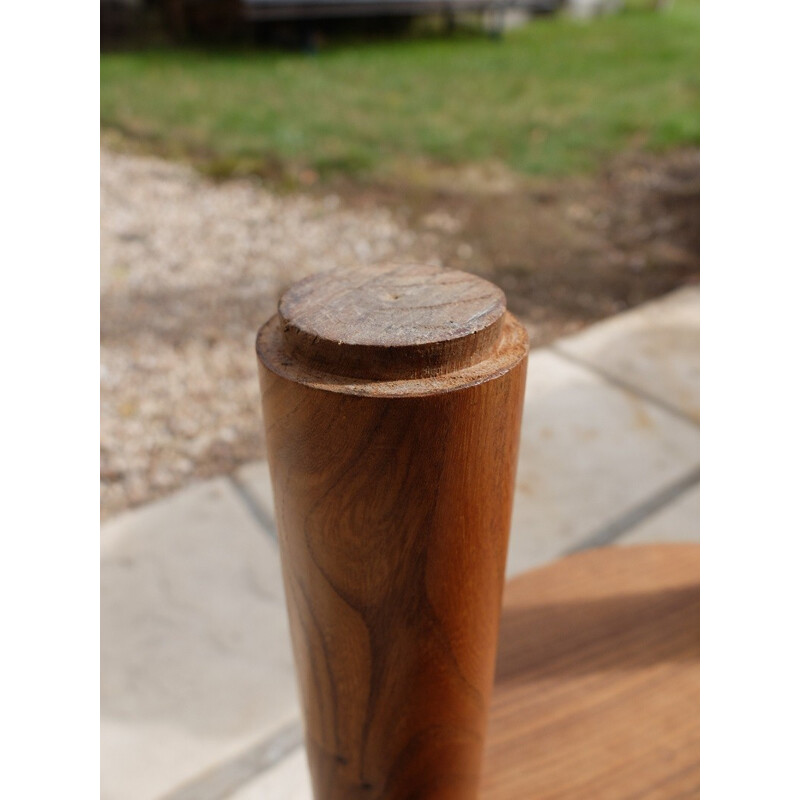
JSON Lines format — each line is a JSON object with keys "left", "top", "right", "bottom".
{"left": 615, "top": 483, "right": 700, "bottom": 546}
{"left": 101, "top": 477, "right": 299, "bottom": 800}
{"left": 506, "top": 350, "right": 699, "bottom": 575}
{"left": 554, "top": 286, "right": 700, "bottom": 422}
{"left": 225, "top": 748, "right": 311, "bottom": 800}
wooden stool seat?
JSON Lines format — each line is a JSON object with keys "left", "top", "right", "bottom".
{"left": 482, "top": 544, "right": 699, "bottom": 799}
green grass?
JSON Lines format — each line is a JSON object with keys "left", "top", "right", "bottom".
{"left": 100, "top": 2, "right": 698, "bottom": 178}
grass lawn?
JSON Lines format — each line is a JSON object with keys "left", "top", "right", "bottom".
{"left": 100, "top": 1, "right": 698, "bottom": 179}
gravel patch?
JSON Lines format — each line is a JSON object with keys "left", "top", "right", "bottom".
{"left": 101, "top": 148, "right": 447, "bottom": 518}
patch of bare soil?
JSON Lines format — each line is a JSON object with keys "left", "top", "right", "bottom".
{"left": 328, "top": 148, "right": 699, "bottom": 347}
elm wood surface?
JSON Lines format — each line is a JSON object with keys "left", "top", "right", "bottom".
{"left": 481, "top": 544, "right": 700, "bottom": 800}
{"left": 257, "top": 264, "right": 529, "bottom": 799}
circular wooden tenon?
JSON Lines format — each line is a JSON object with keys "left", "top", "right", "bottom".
{"left": 481, "top": 544, "right": 700, "bottom": 799}
{"left": 278, "top": 263, "right": 507, "bottom": 380}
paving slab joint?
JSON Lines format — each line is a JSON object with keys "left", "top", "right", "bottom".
{"left": 548, "top": 344, "right": 700, "bottom": 427}
{"left": 227, "top": 474, "right": 278, "bottom": 540}
{"left": 160, "top": 721, "right": 305, "bottom": 800}
{"left": 565, "top": 466, "right": 701, "bottom": 554}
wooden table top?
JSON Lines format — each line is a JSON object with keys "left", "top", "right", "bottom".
{"left": 481, "top": 544, "right": 699, "bottom": 800}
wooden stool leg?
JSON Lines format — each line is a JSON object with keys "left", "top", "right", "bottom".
{"left": 257, "top": 264, "right": 528, "bottom": 799}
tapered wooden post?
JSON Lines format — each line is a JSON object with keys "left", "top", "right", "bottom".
{"left": 256, "top": 264, "right": 528, "bottom": 799}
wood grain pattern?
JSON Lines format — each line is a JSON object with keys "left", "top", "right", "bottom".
{"left": 257, "top": 264, "right": 528, "bottom": 799}
{"left": 278, "top": 263, "right": 508, "bottom": 380}
{"left": 482, "top": 544, "right": 700, "bottom": 800}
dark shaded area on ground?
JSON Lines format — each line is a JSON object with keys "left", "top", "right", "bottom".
{"left": 101, "top": 0, "right": 557, "bottom": 47}
{"left": 328, "top": 148, "right": 699, "bottom": 347}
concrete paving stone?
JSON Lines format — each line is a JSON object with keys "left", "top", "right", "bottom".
{"left": 234, "top": 461, "right": 276, "bottom": 531}
{"left": 615, "top": 484, "right": 700, "bottom": 546}
{"left": 554, "top": 286, "right": 700, "bottom": 422}
{"left": 225, "top": 749, "right": 312, "bottom": 800}
{"left": 507, "top": 350, "right": 699, "bottom": 575}
{"left": 101, "top": 477, "right": 299, "bottom": 800}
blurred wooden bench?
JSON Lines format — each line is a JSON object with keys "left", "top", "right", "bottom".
{"left": 482, "top": 544, "right": 699, "bottom": 799}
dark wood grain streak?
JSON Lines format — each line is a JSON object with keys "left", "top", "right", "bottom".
{"left": 257, "top": 265, "right": 528, "bottom": 799}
